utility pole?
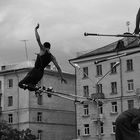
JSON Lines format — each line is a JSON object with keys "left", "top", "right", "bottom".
{"left": 21, "top": 40, "right": 29, "bottom": 61}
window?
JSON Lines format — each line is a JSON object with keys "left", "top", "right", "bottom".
{"left": 37, "top": 130, "right": 42, "bottom": 140}
{"left": 83, "top": 104, "right": 89, "bottom": 116}
{"left": 99, "top": 103, "right": 103, "bottom": 114}
{"left": 84, "top": 124, "right": 90, "bottom": 135}
{"left": 8, "top": 79, "right": 13, "bottom": 88}
{"left": 110, "top": 62, "right": 117, "bottom": 74}
{"left": 1, "top": 66, "right": 6, "bottom": 70}
{"left": 126, "top": 59, "right": 133, "bottom": 71}
{"left": 111, "top": 102, "right": 117, "bottom": 113}
{"left": 8, "top": 96, "right": 13, "bottom": 106}
{"left": 96, "top": 84, "right": 102, "bottom": 93}
{"left": 100, "top": 122, "right": 104, "bottom": 134}
{"left": 128, "top": 100, "right": 134, "bottom": 109}
{"left": 96, "top": 65, "right": 102, "bottom": 76}
{"left": 83, "top": 67, "right": 88, "bottom": 78}
{"left": 111, "top": 82, "right": 117, "bottom": 94}
{"left": 83, "top": 86, "right": 89, "bottom": 97}
{"left": 127, "top": 79, "right": 134, "bottom": 91}
{"left": 77, "top": 129, "right": 80, "bottom": 136}
{"left": 112, "top": 122, "right": 116, "bottom": 133}
{"left": 8, "top": 114, "right": 13, "bottom": 124}
{"left": 37, "top": 95, "right": 43, "bottom": 105}
{"left": 0, "top": 81, "right": 2, "bottom": 90}
{"left": 37, "top": 112, "right": 42, "bottom": 122}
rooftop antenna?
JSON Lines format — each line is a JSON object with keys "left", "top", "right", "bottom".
{"left": 21, "top": 40, "right": 29, "bottom": 61}
{"left": 126, "top": 21, "right": 130, "bottom": 33}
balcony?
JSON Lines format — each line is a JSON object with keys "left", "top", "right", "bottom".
{"left": 91, "top": 113, "right": 105, "bottom": 123}
{"left": 91, "top": 92, "right": 105, "bottom": 100}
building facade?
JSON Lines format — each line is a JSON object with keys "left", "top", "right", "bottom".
{"left": 0, "top": 61, "right": 76, "bottom": 140}
{"left": 70, "top": 37, "right": 140, "bottom": 140}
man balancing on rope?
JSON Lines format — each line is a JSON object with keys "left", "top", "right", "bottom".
{"left": 134, "top": 8, "right": 140, "bottom": 34}
{"left": 18, "top": 23, "right": 67, "bottom": 91}
{"left": 115, "top": 108, "right": 140, "bottom": 140}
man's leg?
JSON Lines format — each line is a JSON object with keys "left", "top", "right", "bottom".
{"left": 18, "top": 68, "right": 44, "bottom": 91}
{"left": 18, "top": 70, "right": 33, "bottom": 90}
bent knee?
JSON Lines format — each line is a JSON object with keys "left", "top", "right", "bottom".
{"left": 18, "top": 82, "right": 23, "bottom": 88}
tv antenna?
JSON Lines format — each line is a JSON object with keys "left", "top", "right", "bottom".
{"left": 21, "top": 40, "right": 29, "bottom": 61}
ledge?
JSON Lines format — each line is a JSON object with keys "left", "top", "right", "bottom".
{"left": 82, "top": 134, "right": 91, "bottom": 137}
{"left": 82, "top": 115, "right": 90, "bottom": 118}
{"left": 110, "top": 112, "right": 118, "bottom": 115}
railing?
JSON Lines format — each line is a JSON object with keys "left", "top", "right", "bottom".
{"left": 91, "top": 93, "right": 105, "bottom": 100}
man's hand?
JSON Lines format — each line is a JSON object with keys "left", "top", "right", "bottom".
{"left": 35, "top": 23, "right": 39, "bottom": 30}
{"left": 61, "top": 78, "right": 67, "bottom": 84}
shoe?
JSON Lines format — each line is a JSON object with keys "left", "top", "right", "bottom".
{"left": 22, "top": 84, "right": 28, "bottom": 90}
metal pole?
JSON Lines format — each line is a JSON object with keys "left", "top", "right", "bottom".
{"left": 84, "top": 32, "right": 139, "bottom": 38}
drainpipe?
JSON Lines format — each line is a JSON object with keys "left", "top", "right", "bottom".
{"left": 118, "top": 56, "right": 123, "bottom": 113}
{"left": 69, "top": 60, "right": 78, "bottom": 139}
{"left": 14, "top": 70, "right": 20, "bottom": 130}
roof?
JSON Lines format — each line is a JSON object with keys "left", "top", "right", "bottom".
{"left": 0, "top": 61, "right": 34, "bottom": 71}
{"left": 0, "top": 61, "right": 74, "bottom": 77}
{"left": 70, "top": 37, "right": 140, "bottom": 61}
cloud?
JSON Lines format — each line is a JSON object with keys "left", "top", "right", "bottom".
{"left": 0, "top": 0, "right": 139, "bottom": 72}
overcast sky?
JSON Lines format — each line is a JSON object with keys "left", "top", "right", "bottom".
{"left": 0, "top": 0, "right": 139, "bottom": 73}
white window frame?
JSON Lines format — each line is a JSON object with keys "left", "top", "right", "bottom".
{"left": 99, "top": 103, "right": 103, "bottom": 114}
{"left": 83, "top": 104, "right": 89, "bottom": 116}
{"left": 126, "top": 59, "right": 133, "bottom": 71}
{"left": 96, "top": 65, "right": 102, "bottom": 76}
{"left": 83, "top": 85, "right": 89, "bottom": 97}
{"left": 111, "top": 82, "right": 117, "bottom": 94}
{"left": 8, "top": 79, "right": 13, "bottom": 88}
{"left": 128, "top": 100, "right": 134, "bottom": 109}
{"left": 111, "top": 102, "right": 117, "bottom": 113}
{"left": 127, "top": 79, "right": 134, "bottom": 91}
{"left": 8, "top": 114, "right": 13, "bottom": 124}
{"left": 83, "top": 67, "right": 88, "bottom": 78}
{"left": 37, "top": 130, "right": 42, "bottom": 140}
{"left": 37, "top": 112, "right": 42, "bottom": 122}
{"left": 110, "top": 62, "right": 117, "bottom": 74}
{"left": 37, "top": 95, "right": 43, "bottom": 105}
{"left": 100, "top": 122, "right": 104, "bottom": 134}
{"left": 96, "top": 84, "right": 102, "bottom": 93}
{"left": 84, "top": 124, "right": 90, "bottom": 135}
{"left": 112, "top": 122, "right": 116, "bottom": 133}
{"left": 8, "top": 96, "right": 13, "bottom": 106}
{"left": 0, "top": 81, "right": 2, "bottom": 90}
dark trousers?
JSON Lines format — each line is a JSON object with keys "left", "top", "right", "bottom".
{"left": 115, "top": 115, "right": 140, "bottom": 140}
{"left": 18, "top": 68, "right": 44, "bottom": 90}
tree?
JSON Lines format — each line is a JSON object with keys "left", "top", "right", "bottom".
{"left": 0, "top": 121, "right": 36, "bottom": 140}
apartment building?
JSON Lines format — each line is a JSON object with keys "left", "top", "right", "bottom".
{"left": 70, "top": 37, "right": 140, "bottom": 140}
{"left": 0, "top": 61, "right": 76, "bottom": 140}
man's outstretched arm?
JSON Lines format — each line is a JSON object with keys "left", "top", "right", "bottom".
{"left": 35, "top": 23, "right": 44, "bottom": 50}
{"left": 52, "top": 56, "right": 67, "bottom": 84}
